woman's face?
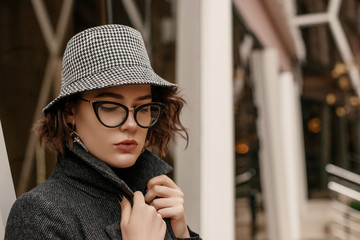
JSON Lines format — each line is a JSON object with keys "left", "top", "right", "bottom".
{"left": 68, "top": 84, "right": 151, "bottom": 168}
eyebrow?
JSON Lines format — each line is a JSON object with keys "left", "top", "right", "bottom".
{"left": 95, "top": 92, "right": 152, "bottom": 101}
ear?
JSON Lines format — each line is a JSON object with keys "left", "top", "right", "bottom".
{"left": 64, "top": 102, "right": 76, "bottom": 125}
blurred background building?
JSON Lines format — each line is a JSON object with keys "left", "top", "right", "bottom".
{"left": 1, "top": 0, "right": 360, "bottom": 239}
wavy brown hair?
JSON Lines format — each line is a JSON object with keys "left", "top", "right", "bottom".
{"left": 33, "top": 94, "right": 80, "bottom": 154}
{"left": 33, "top": 86, "right": 188, "bottom": 157}
{"left": 148, "top": 86, "right": 188, "bottom": 155}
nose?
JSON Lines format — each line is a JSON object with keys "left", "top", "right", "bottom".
{"left": 119, "top": 109, "right": 137, "bottom": 131}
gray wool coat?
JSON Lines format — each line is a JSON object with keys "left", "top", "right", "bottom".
{"left": 5, "top": 143, "right": 200, "bottom": 239}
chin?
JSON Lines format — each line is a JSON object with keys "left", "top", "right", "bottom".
{"left": 109, "top": 154, "right": 138, "bottom": 168}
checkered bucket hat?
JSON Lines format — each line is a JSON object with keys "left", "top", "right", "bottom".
{"left": 43, "top": 24, "right": 176, "bottom": 112}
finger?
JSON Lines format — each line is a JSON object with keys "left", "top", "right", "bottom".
{"left": 132, "top": 191, "right": 145, "bottom": 208}
{"left": 120, "top": 196, "right": 131, "bottom": 225}
{"left": 150, "top": 197, "right": 183, "bottom": 211}
{"left": 150, "top": 198, "right": 186, "bottom": 221}
{"left": 160, "top": 218, "right": 167, "bottom": 235}
{"left": 157, "top": 206, "right": 185, "bottom": 220}
{"left": 145, "top": 185, "right": 183, "bottom": 203}
{"left": 147, "top": 175, "right": 180, "bottom": 191}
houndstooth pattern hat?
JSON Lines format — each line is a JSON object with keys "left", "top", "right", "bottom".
{"left": 43, "top": 24, "right": 176, "bottom": 112}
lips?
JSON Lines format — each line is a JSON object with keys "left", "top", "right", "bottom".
{"left": 115, "top": 139, "right": 138, "bottom": 152}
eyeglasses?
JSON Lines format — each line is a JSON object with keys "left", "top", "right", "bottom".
{"left": 81, "top": 98, "right": 165, "bottom": 128}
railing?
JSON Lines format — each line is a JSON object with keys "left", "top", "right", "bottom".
{"left": 326, "top": 163, "right": 360, "bottom": 240}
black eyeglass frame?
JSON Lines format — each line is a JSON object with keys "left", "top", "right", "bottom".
{"left": 80, "top": 98, "right": 165, "bottom": 129}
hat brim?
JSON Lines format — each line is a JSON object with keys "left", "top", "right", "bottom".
{"left": 43, "top": 65, "right": 176, "bottom": 112}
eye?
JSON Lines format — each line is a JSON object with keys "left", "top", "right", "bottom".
{"left": 99, "top": 103, "right": 121, "bottom": 112}
{"left": 138, "top": 105, "right": 150, "bottom": 113}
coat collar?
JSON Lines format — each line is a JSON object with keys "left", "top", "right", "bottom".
{"left": 54, "top": 143, "right": 173, "bottom": 200}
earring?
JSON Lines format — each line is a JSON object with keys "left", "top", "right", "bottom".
{"left": 71, "top": 129, "right": 89, "bottom": 152}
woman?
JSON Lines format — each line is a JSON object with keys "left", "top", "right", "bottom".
{"left": 5, "top": 25, "right": 200, "bottom": 239}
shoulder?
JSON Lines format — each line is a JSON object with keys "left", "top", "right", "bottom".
{"left": 5, "top": 180, "right": 78, "bottom": 239}
{"left": 9, "top": 181, "right": 60, "bottom": 212}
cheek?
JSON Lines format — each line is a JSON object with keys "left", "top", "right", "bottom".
{"left": 74, "top": 107, "right": 105, "bottom": 141}
{"left": 140, "top": 129, "right": 149, "bottom": 144}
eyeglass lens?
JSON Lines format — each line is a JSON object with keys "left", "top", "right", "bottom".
{"left": 96, "top": 102, "right": 162, "bottom": 128}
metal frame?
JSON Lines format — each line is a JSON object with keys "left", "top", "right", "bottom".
{"left": 326, "top": 163, "right": 360, "bottom": 239}
{"left": 121, "top": 0, "right": 151, "bottom": 54}
{"left": 291, "top": 0, "right": 360, "bottom": 98}
{"left": 326, "top": 163, "right": 360, "bottom": 185}
{"left": 18, "top": 0, "right": 74, "bottom": 195}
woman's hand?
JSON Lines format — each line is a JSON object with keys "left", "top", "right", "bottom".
{"left": 145, "top": 175, "right": 190, "bottom": 238}
{"left": 120, "top": 191, "right": 166, "bottom": 240}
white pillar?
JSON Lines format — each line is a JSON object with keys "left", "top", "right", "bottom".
{"left": 0, "top": 215, "right": 4, "bottom": 240}
{"left": 251, "top": 49, "right": 305, "bottom": 240}
{"left": 279, "top": 72, "right": 303, "bottom": 239}
{"left": 0, "top": 120, "right": 17, "bottom": 236}
{"left": 175, "top": 0, "right": 201, "bottom": 233}
{"left": 175, "top": 0, "right": 234, "bottom": 239}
